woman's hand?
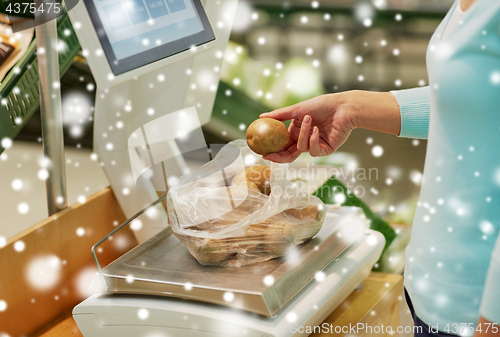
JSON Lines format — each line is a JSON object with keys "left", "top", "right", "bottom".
{"left": 260, "top": 90, "right": 401, "bottom": 163}
{"left": 260, "top": 94, "right": 355, "bottom": 163}
{"left": 474, "top": 317, "right": 500, "bottom": 337}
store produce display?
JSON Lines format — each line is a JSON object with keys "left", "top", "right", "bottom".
{"left": 313, "top": 177, "right": 397, "bottom": 254}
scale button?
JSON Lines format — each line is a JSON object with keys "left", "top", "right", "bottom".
{"left": 165, "top": 0, "right": 186, "bottom": 13}
{"left": 124, "top": 0, "right": 150, "bottom": 25}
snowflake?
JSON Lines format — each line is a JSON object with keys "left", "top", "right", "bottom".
{"left": 315, "top": 271, "right": 326, "bottom": 282}
{"left": 223, "top": 292, "right": 234, "bottom": 302}
{"left": 410, "top": 170, "right": 423, "bottom": 185}
{"left": 131, "top": 220, "right": 142, "bottom": 231}
{"left": 490, "top": 71, "right": 500, "bottom": 85}
{"left": 286, "top": 312, "right": 298, "bottom": 323}
{"left": 137, "top": 308, "right": 149, "bottom": 320}
{"left": 18, "top": 203, "right": 29, "bottom": 214}
{"left": 76, "top": 227, "right": 85, "bottom": 236}
{"left": 11, "top": 179, "right": 23, "bottom": 191}
{"left": 479, "top": 220, "right": 494, "bottom": 235}
{"left": 26, "top": 255, "right": 62, "bottom": 291}
{"left": 372, "top": 145, "right": 383, "bottom": 157}
{"left": 1, "top": 138, "right": 12, "bottom": 149}
{"left": 126, "top": 274, "right": 134, "bottom": 284}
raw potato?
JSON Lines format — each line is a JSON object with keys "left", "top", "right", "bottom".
{"left": 246, "top": 118, "right": 289, "bottom": 155}
{"left": 232, "top": 165, "right": 271, "bottom": 195}
{"left": 284, "top": 205, "right": 321, "bottom": 221}
{"left": 179, "top": 213, "right": 324, "bottom": 265}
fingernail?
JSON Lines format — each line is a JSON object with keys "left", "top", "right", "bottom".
{"left": 260, "top": 113, "right": 269, "bottom": 117}
{"left": 313, "top": 126, "right": 318, "bottom": 133}
{"left": 303, "top": 115, "right": 311, "bottom": 124}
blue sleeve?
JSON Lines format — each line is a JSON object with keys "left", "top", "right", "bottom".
{"left": 390, "top": 86, "right": 431, "bottom": 139}
{"left": 480, "top": 236, "right": 500, "bottom": 324}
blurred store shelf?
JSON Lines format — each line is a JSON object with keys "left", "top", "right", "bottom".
{"left": 251, "top": 0, "right": 454, "bottom": 13}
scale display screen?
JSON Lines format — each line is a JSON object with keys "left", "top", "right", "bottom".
{"left": 84, "top": 0, "right": 215, "bottom": 75}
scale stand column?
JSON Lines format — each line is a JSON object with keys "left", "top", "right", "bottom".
{"left": 35, "top": 6, "right": 67, "bottom": 215}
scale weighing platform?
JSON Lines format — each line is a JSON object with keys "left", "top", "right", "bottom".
{"left": 74, "top": 207, "right": 384, "bottom": 337}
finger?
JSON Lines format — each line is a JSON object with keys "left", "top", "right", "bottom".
{"left": 263, "top": 153, "right": 290, "bottom": 163}
{"left": 296, "top": 115, "right": 312, "bottom": 152}
{"left": 260, "top": 104, "right": 300, "bottom": 121}
{"left": 281, "top": 137, "right": 295, "bottom": 152}
{"left": 309, "top": 126, "right": 323, "bottom": 157}
{"left": 263, "top": 144, "right": 301, "bottom": 163}
{"left": 288, "top": 123, "right": 301, "bottom": 142}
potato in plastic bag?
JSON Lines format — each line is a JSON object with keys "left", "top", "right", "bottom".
{"left": 166, "top": 140, "right": 327, "bottom": 267}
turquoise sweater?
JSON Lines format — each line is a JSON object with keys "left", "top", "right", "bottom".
{"left": 391, "top": 0, "right": 500, "bottom": 331}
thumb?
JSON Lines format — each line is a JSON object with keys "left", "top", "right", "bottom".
{"left": 260, "top": 103, "right": 301, "bottom": 122}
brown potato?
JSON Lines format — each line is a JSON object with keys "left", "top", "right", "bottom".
{"left": 246, "top": 118, "right": 289, "bottom": 155}
{"left": 284, "top": 205, "right": 321, "bottom": 221}
{"left": 232, "top": 165, "right": 271, "bottom": 195}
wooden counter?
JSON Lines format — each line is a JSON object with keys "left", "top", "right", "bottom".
{"left": 31, "top": 272, "right": 403, "bottom": 337}
{"left": 311, "top": 272, "right": 403, "bottom": 337}
{"left": 0, "top": 188, "right": 138, "bottom": 337}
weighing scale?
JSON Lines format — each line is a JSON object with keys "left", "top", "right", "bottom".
{"left": 74, "top": 207, "right": 385, "bottom": 337}
{"left": 67, "top": 0, "right": 386, "bottom": 335}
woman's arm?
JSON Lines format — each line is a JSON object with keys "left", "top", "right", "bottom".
{"left": 260, "top": 87, "right": 431, "bottom": 163}
{"left": 259, "top": 90, "right": 401, "bottom": 163}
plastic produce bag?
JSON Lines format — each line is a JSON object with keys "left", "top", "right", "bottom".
{"left": 167, "top": 140, "right": 327, "bottom": 267}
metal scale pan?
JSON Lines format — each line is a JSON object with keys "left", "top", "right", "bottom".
{"left": 94, "top": 206, "right": 369, "bottom": 317}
